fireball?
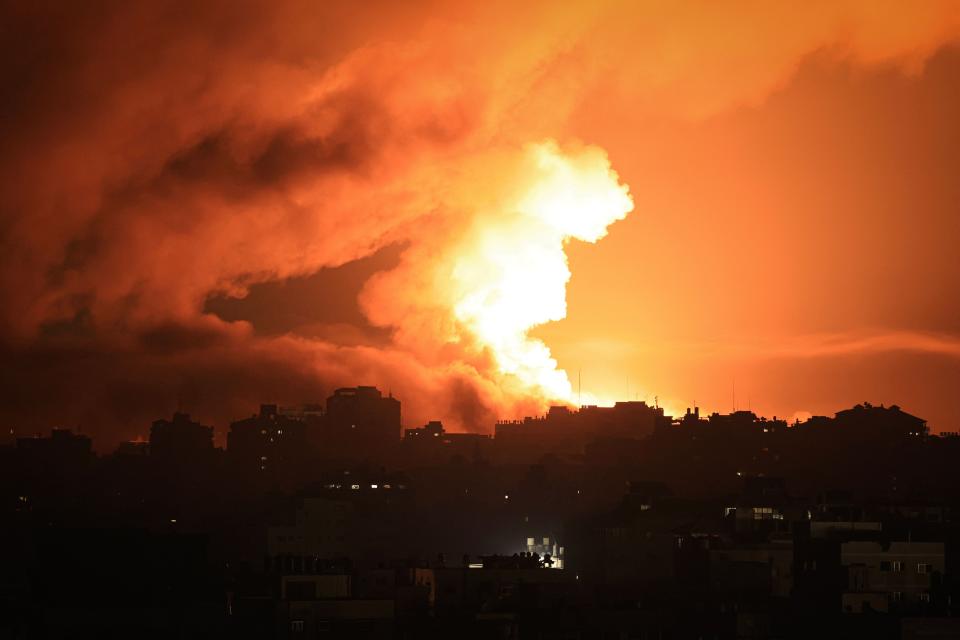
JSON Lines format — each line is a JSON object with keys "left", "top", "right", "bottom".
{"left": 450, "top": 140, "right": 634, "bottom": 402}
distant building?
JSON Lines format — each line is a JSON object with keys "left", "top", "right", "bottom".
{"left": 278, "top": 403, "right": 324, "bottom": 420}
{"left": 149, "top": 412, "right": 213, "bottom": 462}
{"left": 708, "top": 410, "right": 760, "bottom": 430}
{"left": 402, "top": 420, "right": 492, "bottom": 462}
{"left": 227, "top": 404, "right": 307, "bottom": 475}
{"left": 412, "top": 565, "right": 573, "bottom": 614}
{"left": 404, "top": 420, "right": 444, "bottom": 440}
{"left": 269, "top": 497, "right": 354, "bottom": 565}
{"left": 808, "top": 490, "right": 883, "bottom": 538}
{"left": 495, "top": 402, "right": 668, "bottom": 461}
{"left": 726, "top": 477, "right": 799, "bottom": 535}
{"left": 276, "top": 572, "right": 394, "bottom": 638}
{"left": 13, "top": 429, "right": 94, "bottom": 478}
{"left": 834, "top": 403, "right": 928, "bottom": 438}
{"left": 842, "top": 541, "right": 944, "bottom": 613}
{"left": 564, "top": 483, "right": 705, "bottom": 590}
{"left": 322, "top": 387, "right": 401, "bottom": 456}
{"left": 678, "top": 405, "right": 704, "bottom": 428}
{"left": 16, "top": 428, "right": 92, "bottom": 460}
{"left": 710, "top": 538, "right": 795, "bottom": 599}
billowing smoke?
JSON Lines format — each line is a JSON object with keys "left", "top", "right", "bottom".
{"left": 362, "top": 140, "right": 633, "bottom": 404}
{"left": 0, "top": 1, "right": 957, "bottom": 446}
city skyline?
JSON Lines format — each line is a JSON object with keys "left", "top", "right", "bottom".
{"left": 7, "top": 384, "right": 944, "bottom": 453}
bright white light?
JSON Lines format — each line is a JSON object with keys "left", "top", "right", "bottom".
{"left": 449, "top": 141, "right": 633, "bottom": 401}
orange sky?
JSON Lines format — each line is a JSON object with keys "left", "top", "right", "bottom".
{"left": 541, "top": 41, "right": 960, "bottom": 426}
{"left": 1, "top": 2, "right": 959, "bottom": 446}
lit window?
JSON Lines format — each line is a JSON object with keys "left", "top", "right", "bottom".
{"left": 919, "top": 593, "right": 931, "bottom": 603}
{"left": 351, "top": 484, "right": 360, "bottom": 490}
{"left": 892, "top": 561, "right": 904, "bottom": 572}
{"left": 370, "top": 484, "right": 378, "bottom": 489}
{"left": 892, "top": 591, "right": 903, "bottom": 602}
{"left": 917, "top": 563, "right": 932, "bottom": 574}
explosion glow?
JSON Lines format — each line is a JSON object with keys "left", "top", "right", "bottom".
{"left": 450, "top": 140, "right": 633, "bottom": 401}
{"left": 5, "top": 2, "right": 959, "bottom": 443}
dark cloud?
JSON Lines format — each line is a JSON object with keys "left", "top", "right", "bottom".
{"left": 204, "top": 244, "right": 402, "bottom": 339}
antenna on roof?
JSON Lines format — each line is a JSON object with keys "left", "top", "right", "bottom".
{"left": 578, "top": 369, "right": 582, "bottom": 408}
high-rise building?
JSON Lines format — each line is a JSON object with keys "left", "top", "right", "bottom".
{"left": 323, "top": 387, "right": 400, "bottom": 455}
{"left": 228, "top": 404, "right": 307, "bottom": 474}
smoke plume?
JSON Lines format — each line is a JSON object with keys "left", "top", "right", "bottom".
{"left": 0, "top": 1, "right": 957, "bottom": 445}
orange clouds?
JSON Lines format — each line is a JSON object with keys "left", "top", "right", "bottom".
{"left": 0, "top": 1, "right": 958, "bottom": 446}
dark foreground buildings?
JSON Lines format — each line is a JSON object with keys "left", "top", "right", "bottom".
{"left": 2, "top": 393, "right": 959, "bottom": 639}
{"left": 322, "top": 386, "right": 402, "bottom": 459}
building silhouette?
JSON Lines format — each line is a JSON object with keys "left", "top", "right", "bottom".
{"left": 403, "top": 420, "right": 492, "bottom": 463}
{"left": 496, "top": 401, "right": 669, "bottom": 461}
{"left": 228, "top": 404, "right": 307, "bottom": 475}
{"left": 15, "top": 428, "right": 92, "bottom": 463}
{"left": 6, "top": 395, "right": 960, "bottom": 639}
{"left": 149, "top": 412, "right": 213, "bottom": 462}
{"left": 320, "top": 387, "right": 400, "bottom": 458}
